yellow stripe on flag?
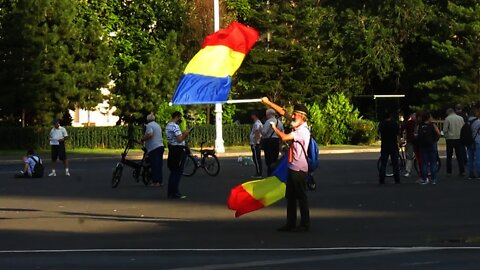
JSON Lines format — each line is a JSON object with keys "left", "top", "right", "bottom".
{"left": 184, "top": 45, "right": 246, "bottom": 77}
{"left": 241, "top": 176, "right": 286, "bottom": 207}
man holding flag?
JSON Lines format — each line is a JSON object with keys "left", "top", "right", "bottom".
{"left": 263, "top": 98, "right": 311, "bottom": 232}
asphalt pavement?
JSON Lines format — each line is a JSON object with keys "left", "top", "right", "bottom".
{"left": 1, "top": 151, "right": 479, "bottom": 269}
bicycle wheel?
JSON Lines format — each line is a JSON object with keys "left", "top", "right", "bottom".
{"left": 141, "top": 165, "right": 152, "bottom": 186}
{"left": 182, "top": 155, "right": 197, "bottom": 177}
{"left": 111, "top": 163, "right": 123, "bottom": 188}
{"left": 377, "top": 156, "right": 402, "bottom": 177}
{"left": 203, "top": 153, "right": 220, "bottom": 176}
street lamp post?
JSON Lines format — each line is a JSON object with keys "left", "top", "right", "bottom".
{"left": 213, "top": 0, "right": 225, "bottom": 153}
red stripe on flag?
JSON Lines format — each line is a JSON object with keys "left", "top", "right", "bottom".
{"left": 228, "top": 185, "right": 265, "bottom": 218}
{"left": 201, "top": 22, "right": 259, "bottom": 54}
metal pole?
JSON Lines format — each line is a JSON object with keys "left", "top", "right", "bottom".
{"left": 213, "top": 0, "right": 225, "bottom": 153}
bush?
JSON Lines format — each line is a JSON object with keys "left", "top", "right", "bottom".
{"left": 0, "top": 124, "right": 251, "bottom": 150}
{"left": 307, "top": 93, "right": 377, "bottom": 145}
{"left": 349, "top": 119, "right": 378, "bottom": 145}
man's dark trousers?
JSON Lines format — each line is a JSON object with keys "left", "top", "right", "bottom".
{"left": 263, "top": 138, "right": 280, "bottom": 176}
{"left": 446, "top": 139, "right": 465, "bottom": 174}
{"left": 286, "top": 169, "right": 310, "bottom": 228}
{"left": 379, "top": 146, "right": 400, "bottom": 184}
{"left": 251, "top": 144, "right": 262, "bottom": 176}
{"left": 149, "top": 146, "right": 165, "bottom": 184}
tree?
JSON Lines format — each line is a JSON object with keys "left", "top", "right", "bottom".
{"left": 106, "top": 0, "right": 187, "bottom": 124}
{"left": 413, "top": 0, "right": 480, "bottom": 111}
{"left": 0, "top": 0, "right": 112, "bottom": 126}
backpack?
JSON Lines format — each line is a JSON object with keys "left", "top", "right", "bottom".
{"left": 417, "top": 123, "right": 435, "bottom": 148}
{"left": 296, "top": 136, "right": 320, "bottom": 191}
{"left": 460, "top": 118, "right": 478, "bottom": 146}
{"left": 31, "top": 156, "right": 44, "bottom": 178}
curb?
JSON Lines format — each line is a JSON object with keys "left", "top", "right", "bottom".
{"left": 0, "top": 148, "right": 382, "bottom": 165}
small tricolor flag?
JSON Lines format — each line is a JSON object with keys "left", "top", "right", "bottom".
{"left": 171, "top": 22, "right": 259, "bottom": 105}
{"left": 228, "top": 155, "right": 289, "bottom": 217}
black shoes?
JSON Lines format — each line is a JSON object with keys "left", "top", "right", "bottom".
{"left": 168, "top": 194, "right": 187, "bottom": 199}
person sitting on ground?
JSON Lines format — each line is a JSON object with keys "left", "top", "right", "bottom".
{"left": 14, "top": 150, "right": 44, "bottom": 178}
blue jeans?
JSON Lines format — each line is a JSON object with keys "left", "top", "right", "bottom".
{"left": 467, "top": 143, "right": 480, "bottom": 177}
{"left": 149, "top": 146, "right": 164, "bottom": 184}
{"left": 421, "top": 147, "right": 437, "bottom": 181}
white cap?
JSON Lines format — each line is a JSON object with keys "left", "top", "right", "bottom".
{"left": 146, "top": 113, "right": 155, "bottom": 122}
{"left": 266, "top": 109, "right": 276, "bottom": 116}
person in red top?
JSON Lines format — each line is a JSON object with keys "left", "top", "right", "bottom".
{"left": 402, "top": 113, "right": 416, "bottom": 177}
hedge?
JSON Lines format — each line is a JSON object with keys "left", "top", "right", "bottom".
{"left": 0, "top": 124, "right": 251, "bottom": 150}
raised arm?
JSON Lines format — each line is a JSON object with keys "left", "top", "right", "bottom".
{"left": 261, "top": 97, "right": 291, "bottom": 120}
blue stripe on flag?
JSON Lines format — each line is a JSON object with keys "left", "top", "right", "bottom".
{"left": 171, "top": 74, "right": 232, "bottom": 105}
{"left": 271, "top": 155, "right": 289, "bottom": 183}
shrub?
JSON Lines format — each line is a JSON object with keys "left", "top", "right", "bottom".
{"left": 349, "top": 119, "right": 378, "bottom": 145}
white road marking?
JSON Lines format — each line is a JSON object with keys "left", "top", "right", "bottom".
{"left": 0, "top": 246, "right": 480, "bottom": 254}
{"left": 170, "top": 248, "right": 432, "bottom": 270}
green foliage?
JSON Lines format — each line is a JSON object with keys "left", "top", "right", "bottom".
{"left": 413, "top": 1, "right": 480, "bottom": 110}
{"left": 156, "top": 102, "right": 186, "bottom": 130}
{"left": 0, "top": 125, "right": 251, "bottom": 150}
{"left": 307, "top": 93, "right": 373, "bottom": 145}
{"left": 349, "top": 119, "right": 378, "bottom": 145}
{"left": 222, "top": 104, "right": 238, "bottom": 124}
{"left": 0, "top": 0, "right": 112, "bottom": 125}
{"left": 107, "top": 0, "right": 187, "bottom": 124}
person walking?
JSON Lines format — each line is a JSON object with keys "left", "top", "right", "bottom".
{"left": 417, "top": 112, "right": 440, "bottom": 185}
{"left": 165, "top": 111, "right": 190, "bottom": 199}
{"left": 402, "top": 113, "right": 416, "bottom": 177}
{"left": 262, "top": 98, "right": 310, "bottom": 232}
{"left": 141, "top": 113, "right": 165, "bottom": 187}
{"left": 443, "top": 108, "right": 465, "bottom": 176}
{"left": 48, "top": 119, "right": 70, "bottom": 176}
{"left": 249, "top": 111, "right": 263, "bottom": 178}
{"left": 262, "top": 109, "right": 284, "bottom": 176}
{"left": 378, "top": 112, "right": 400, "bottom": 184}
{"left": 466, "top": 107, "right": 480, "bottom": 179}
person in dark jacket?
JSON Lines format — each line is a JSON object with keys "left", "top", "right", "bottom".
{"left": 378, "top": 111, "right": 400, "bottom": 184}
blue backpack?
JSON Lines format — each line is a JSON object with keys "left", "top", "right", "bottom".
{"left": 295, "top": 136, "right": 320, "bottom": 172}
{"left": 307, "top": 137, "right": 320, "bottom": 172}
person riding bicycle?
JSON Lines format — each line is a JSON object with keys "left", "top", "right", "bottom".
{"left": 378, "top": 111, "right": 401, "bottom": 185}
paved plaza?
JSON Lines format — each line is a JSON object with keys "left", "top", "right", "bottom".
{"left": 1, "top": 152, "right": 480, "bottom": 269}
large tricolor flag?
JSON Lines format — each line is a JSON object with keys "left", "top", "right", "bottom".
{"left": 171, "top": 22, "right": 259, "bottom": 105}
{"left": 228, "top": 155, "right": 289, "bottom": 217}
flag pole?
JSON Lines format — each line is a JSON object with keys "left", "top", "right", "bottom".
{"left": 213, "top": 0, "right": 225, "bottom": 153}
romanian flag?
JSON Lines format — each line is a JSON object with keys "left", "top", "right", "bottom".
{"left": 171, "top": 22, "right": 259, "bottom": 105}
{"left": 228, "top": 155, "right": 289, "bottom": 217}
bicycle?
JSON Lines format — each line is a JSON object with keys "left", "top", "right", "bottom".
{"left": 111, "top": 136, "right": 152, "bottom": 188}
{"left": 378, "top": 139, "right": 442, "bottom": 177}
{"left": 182, "top": 142, "right": 220, "bottom": 177}
{"left": 377, "top": 143, "right": 406, "bottom": 177}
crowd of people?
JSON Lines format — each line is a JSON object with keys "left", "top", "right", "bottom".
{"left": 379, "top": 104, "right": 480, "bottom": 185}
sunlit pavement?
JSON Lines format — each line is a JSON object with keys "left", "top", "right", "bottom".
{"left": 1, "top": 152, "right": 480, "bottom": 269}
